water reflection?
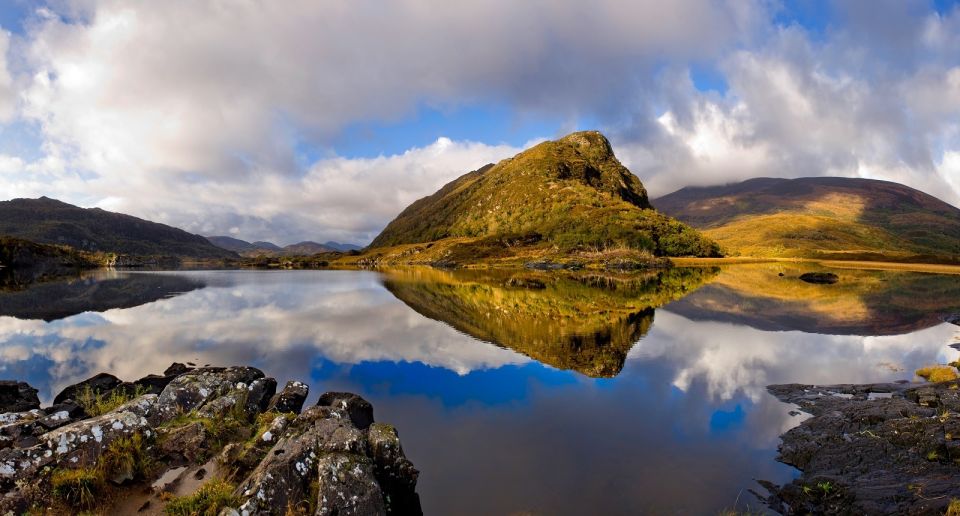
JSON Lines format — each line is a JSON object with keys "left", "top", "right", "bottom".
{"left": 381, "top": 267, "right": 717, "bottom": 377}
{"left": 667, "top": 263, "right": 960, "bottom": 335}
{"left": 0, "top": 270, "right": 206, "bottom": 321}
{"left": 0, "top": 266, "right": 957, "bottom": 514}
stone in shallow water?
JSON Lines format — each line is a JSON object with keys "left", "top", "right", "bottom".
{"left": 798, "top": 272, "right": 839, "bottom": 284}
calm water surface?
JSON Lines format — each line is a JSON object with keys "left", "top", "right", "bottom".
{"left": 1, "top": 264, "right": 959, "bottom": 514}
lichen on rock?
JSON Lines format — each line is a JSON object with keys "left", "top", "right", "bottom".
{"left": 0, "top": 364, "right": 421, "bottom": 515}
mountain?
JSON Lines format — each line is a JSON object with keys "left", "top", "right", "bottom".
{"left": 322, "top": 241, "right": 363, "bottom": 252}
{"left": 205, "top": 236, "right": 259, "bottom": 253}
{"left": 0, "top": 197, "right": 235, "bottom": 259}
{"left": 282, "top": 241, "right": 335, "bottom": 255}
{"left": 206, "top": 237, "right": 346, "bottom": 257}
{"left": 368, "top": 131, "right": 719, "bottom": 262}
{"left": 655, "top": 177, "right": 960, "bottom": 261}
{"left": 252, "top": 241, "right": 283, "bottom": 251}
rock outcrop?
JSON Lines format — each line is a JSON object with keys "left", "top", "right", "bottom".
{"left": 0, "top": 381, "right": 40, "bottom": 414}
{"left": 0, "top": 366, "right": 420, "bottom": 515}
{"left": 763, "top": 381, "right": 960, "bottom": 514}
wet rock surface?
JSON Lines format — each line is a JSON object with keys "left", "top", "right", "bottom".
{"left": 763, "top": 381, "right": 960, "bottom": 515}
{"left": 0, "top": 364, "right": 420, "bottom": 515}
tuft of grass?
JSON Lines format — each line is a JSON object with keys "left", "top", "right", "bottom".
{"left": 164, "top": 478, "right": 238, "bottom": 516}
{"left": 50, "top": 431, "right": 153, "bottom": 510}
{"left": 75, "top": 384, "right": 148, "bottom": 417}
{"left": 916, "top": 365, "right": 960, "bottom": 383}
{"left": 946, "top": 498, "right": 960, "bottom": 516}
{"left": 50, "top": 468, "right": 103, "bottom": 510}
{"left": 99, "top": 432, "right": 153, "bottom": 482}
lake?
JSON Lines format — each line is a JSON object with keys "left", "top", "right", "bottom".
{"left": 1, "top": 264, "right": 959, "bottom": 514}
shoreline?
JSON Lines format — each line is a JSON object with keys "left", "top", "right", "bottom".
{"left": 762, "top": 379, "right": 960, "bottom": 514}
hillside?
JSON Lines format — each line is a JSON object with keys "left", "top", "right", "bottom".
{"left": 367, "top": 131, "right": 720, "bottom": 263}
{"left": 0, "top": 197, "right": 235, "bottom": 259}
{"left": 655, "top": 177, "right": 960, "bottom": 261}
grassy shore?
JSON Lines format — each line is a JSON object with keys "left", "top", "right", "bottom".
{"left": 671, "top": 256, "right": 960, "bottom": 275}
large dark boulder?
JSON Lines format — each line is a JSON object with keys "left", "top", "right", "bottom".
{"left": 0, "top": 381, "right": 40, "bottom": 413}
{"left": 53, "top": 373, "right": 122, "bottom": 404}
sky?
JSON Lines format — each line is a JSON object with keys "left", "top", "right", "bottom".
{"left": 0, "top": 0, "right": 959, "bottom": 245}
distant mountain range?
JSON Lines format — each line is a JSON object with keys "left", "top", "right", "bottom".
{"left": 205, "top": 236, "right": 362, "bottom": 256}
{"left": 655, "top": 177, "right": 960, "bottom": 261}
{"left": 0, "top": 197, "right": 234, "bottom": 259}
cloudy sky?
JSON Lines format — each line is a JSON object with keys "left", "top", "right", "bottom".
{"left": 0, "top": 0, "right": 959, "bottom": 245}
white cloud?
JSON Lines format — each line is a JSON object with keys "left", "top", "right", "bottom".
{"left": 617, "top": 22, "right": 960, "bottom": 205}
{"left": 99, "top": 137, "right": 524, "bottom": 245}
{"left": 0, "top": 0, "right": 767, "bottom": 242}
{"left": 0, "top": 29, "right": 15, "bottom": 122}
{"left": 0, "top": 1, "right": 959, "bottom": 243}
{"left": 631, "top": 310, "right": 959, "bottom": 403}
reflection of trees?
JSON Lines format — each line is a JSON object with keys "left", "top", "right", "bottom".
{"left": 381, "top": 267, "right": 718, "bottom": 377}
{"left": 0, "top": 272, "right": 206, "bottom": 321}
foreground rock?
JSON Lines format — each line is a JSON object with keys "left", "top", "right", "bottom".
{"left": 763, "top": 381, "right": 960, "bottom": 515}
{"left": 0, "top": 381, "right": 39, "bottom": 413}
{"left": 0, "top": 365, "right": 421, "bottom": 515}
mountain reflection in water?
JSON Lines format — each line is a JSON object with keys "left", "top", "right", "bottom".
{"left": 381, "top": 267, "right": 718, "bottom": 377}
{"left": 0, "top": 266, "right": 958, "bottom": 514}
{"left": 666, "top": 263, "right": 960, "bottom": 335}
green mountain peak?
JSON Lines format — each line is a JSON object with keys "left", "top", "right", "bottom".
{"left": 369, "top": 130, "right": 718, "bottom": 258}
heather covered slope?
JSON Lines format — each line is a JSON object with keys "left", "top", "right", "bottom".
{"left": 368, "top": 131, "right": 719, "bottom": 259}
{"left": 655, "top": 177, "right": 960, "bottom": 261}
{"left": 0, "top": 197, "right": 235, "bottom": 259}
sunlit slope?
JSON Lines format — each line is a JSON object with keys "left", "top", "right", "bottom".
{"left": 655, "top": 177, "right": 960, "bottom": 261}
{"left": 380, "top": 267, "right": 718, "bottom": 377}
{"left": 369, "top": 131, "right": 719, "bottom": 259}
{"left": 665, "top": 263, "right": 960, "bottom": 335}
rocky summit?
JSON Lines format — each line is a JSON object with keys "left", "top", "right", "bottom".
{"left": 0, "top": 365, "right": 420, "bottom": 515}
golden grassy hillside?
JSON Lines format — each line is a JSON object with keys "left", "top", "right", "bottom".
{"left": 367, "top": 131, "right": 720, "bottom": 264}
{"left": 655, "top": 177, "right": 960, "bottom": 262}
